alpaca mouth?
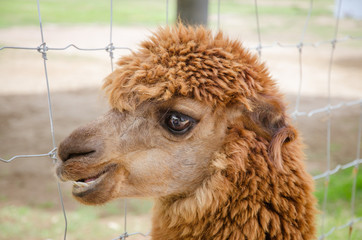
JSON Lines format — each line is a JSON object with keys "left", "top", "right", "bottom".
{"left": 71, "top": 164, "right": 116, "bottom": 194}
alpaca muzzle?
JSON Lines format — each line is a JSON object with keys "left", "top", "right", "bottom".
{"left": 57, "top": 124, "right": 104, "bottom": 163}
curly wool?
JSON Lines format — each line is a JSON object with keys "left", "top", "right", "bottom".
{"left": 103, "top": 24, "right": 278, "bottom": 111}
{"left": 151, "top": 126, "right": 316, "bottom": 240}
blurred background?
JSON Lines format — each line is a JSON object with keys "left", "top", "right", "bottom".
{"left": 0, "top": 0, "right": 361, "bottom": 239}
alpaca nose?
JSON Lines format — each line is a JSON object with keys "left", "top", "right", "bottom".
{"left": 58, "top": 125, "right": 102, "bottom": 162}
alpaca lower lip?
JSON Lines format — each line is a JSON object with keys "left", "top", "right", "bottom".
{"left": 72, "top": 174, "right": 103, "bottom": 191}
{"left": 71, "top": 164, "right": 115, "bottom": 195}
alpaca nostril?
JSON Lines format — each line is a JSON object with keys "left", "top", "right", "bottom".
{"left": 58, "top": 145, "right": 97, "bottom": 162}
{"left": 58, "top": 131, "right": 101, "bottom": 162}
{"left": 58, "top": 119, "right": 105, "bottom": 163}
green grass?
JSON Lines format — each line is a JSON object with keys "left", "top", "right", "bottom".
{"left": 0, "top": 205, "right": 108, "bottom": 240}
{"left": 0, "top": 0, "right": 177, "bottom": 27}
{"left": 315, "top": 168, "right": 362, "bottom": 207}
{"left": 0, "top": 199, "right": 153, "bottom": 240}
{"left": 314, "top": 168, "right": 362, "bottom": 239}
{"left": 210, "top": 0, "right": 332, "bottom": 17}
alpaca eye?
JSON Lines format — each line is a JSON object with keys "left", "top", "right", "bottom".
{"left": 164, "top": 112, "right": 196, "bottom": 134}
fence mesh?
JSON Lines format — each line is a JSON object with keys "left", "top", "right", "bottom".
{"left": 0, "top": 0, "right": 361, "bottom": 239}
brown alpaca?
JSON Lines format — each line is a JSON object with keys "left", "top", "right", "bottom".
{"left": 56, "top": 25, "right": 316, "bottom": 240}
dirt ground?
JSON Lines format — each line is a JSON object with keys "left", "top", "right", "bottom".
{"left": 0, "top": 26, "right": 361, "bottom": 236}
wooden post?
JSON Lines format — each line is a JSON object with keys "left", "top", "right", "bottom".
{"left": 177, "top": 0, "right": 208, "bottom": 26}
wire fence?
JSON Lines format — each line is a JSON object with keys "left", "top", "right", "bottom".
{"left": 0, "top": 0, "right": 361, "bottom": 239}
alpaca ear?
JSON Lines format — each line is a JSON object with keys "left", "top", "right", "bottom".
{"left": 227, "top": 96, "right": 296, "bottom": 170}
{"left": 251, "top": 96, "right": 298, "bottom": 170}
{"left": 268, "top": 125, "right": 297, "bottom": 170}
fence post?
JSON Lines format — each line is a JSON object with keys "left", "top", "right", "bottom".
{"left": 177, "top": 0, "right": 208, "bottom": 26}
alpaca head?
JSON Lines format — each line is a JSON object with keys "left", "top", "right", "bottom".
{"left": 56, "top": 25, "right": 295, "bottom": 205}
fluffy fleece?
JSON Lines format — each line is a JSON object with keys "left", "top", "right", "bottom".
{"left": 103, "top": 24, "right": 316, "bottom": 240}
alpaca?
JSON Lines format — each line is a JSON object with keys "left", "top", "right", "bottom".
{"left": 56, "top": 24, "right": 316, "bottom": 240}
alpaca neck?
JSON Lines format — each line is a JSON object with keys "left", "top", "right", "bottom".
{"left": 150, "top": 165, "right": 247, "bottom": 240}
{"left": 151, "top": 194, "right": 232, "bottom": 240}
{"left": 150, "top": 136, "right": 316, "bottom": 240}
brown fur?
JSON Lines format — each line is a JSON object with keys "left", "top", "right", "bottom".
{"left": 56, "top": 24, "right": 316, "bottom": 240}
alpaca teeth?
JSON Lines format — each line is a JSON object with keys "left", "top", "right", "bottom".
{"left": 73, "top": 181, "right": 89, "bottom": 188}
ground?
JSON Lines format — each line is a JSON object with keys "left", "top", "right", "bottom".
{"left": 0, "top": 25, "right": 361, "bottom": 240}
